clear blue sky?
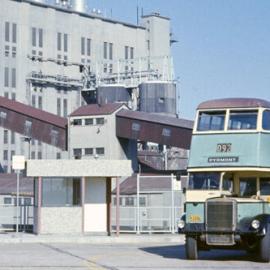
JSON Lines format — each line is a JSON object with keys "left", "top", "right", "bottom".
{"left": 87, "top": 0, "right": 270, "bottom": 120}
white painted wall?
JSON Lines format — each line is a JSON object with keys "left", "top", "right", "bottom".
{"left": 84, "top": 178, "right": 107, "bottom": 232}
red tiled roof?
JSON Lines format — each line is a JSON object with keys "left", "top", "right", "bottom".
{"left": 70, "top": 103, "right": 126, "bottom": 117}
{"left": 0, "top": 96, "right": 67, "bottom": 128}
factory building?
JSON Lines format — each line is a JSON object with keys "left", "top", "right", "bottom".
{"left": 0, "top": 0, "right": 176, "bottom": 173}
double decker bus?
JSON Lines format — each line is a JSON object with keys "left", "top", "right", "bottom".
{"left": 180, "top": 98, "right": 270, "bottom": 262}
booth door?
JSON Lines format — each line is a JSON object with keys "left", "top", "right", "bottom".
{"left": 84, "top": 178, "right": 107, "bottom": 232}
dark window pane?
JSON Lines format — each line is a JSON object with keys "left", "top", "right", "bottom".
{"left": 12, "top": 23, "right": 17, "bottom": 43}
{"left": 240, "top": 178, "right": 257, "bottom": 197}
{"left": 96, "top": 118, "right": 104, "bottom": 125}
{"left": 85, "top": 148, "right": 93, "bottom": 155}
{"left": 5, "top": 22, "right": 10, "bottom": 42}
{"left": 263, "top": 110, "right": 270, "bottom": 130}
{"left": 260, "top": 178, "right": 270, "bottom": 195}
{"left": 228, "top": 110, "right": 257, "bottom": 130}
{"left": 81, "top": 37, "right": 85, "bottom": 55}
{"left": 197, "top": 111, "right": 225, "bottom": 131}
{"left": 96, "top": 147, "right": 104, "bottom": 155}
{"left": 39, "top": 28, "right": 43, "bottom": 48}
{"left": 85, "top": 118, "right": 93, "bottom": 125}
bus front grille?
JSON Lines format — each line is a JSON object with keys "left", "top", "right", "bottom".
{"left": 206, "top": 199, "right": 236, "bottom": 245}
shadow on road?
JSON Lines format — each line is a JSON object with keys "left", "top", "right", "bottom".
{"left": 141, "top": 244, "right": 261, "bottom": 262}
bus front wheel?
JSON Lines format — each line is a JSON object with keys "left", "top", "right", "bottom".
{"left": 258, "top": 225, "right": 270, "bottom": 262}
{"left": 186, "top": 236, "right": 198, "bottom": 260}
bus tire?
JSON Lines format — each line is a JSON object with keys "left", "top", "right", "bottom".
{"left": 258, "top": 225, "right": 270, "bottom": 262}
{"left": 186, "top": 236, "right": 198, "bottom": 260}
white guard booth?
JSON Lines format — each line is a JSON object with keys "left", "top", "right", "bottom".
{"left": 27, "top": 159, "right": 132, "bottom": 234}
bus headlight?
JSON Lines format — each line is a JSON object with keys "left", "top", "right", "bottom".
{"left": 178, "top": 220, "right": 185, "bottom": 229}
{"left": 251, "top": 219, "right": 260, "bottom": 230}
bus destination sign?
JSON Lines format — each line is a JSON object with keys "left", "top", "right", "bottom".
{"left": 208, "top": 156, "right": 239, "bottom": 163}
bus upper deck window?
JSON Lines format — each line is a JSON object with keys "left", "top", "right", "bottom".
{"left": 262, "top": 110, "right": 270, "bottom": 130}
{"left": 228, "top": 110, "right": 257, "bottom": 130}
{"left": 260, "top": 178, "right": 270, "bottom": 195}
{"left": 197, "top": 111, "right": 225, "bottom": 131}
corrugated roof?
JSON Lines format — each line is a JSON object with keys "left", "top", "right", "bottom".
{"left": 116, "top": 110, "right": 194, "bottom": 129}
{"left": 70, "top": 103, "right": 125, "bottom": 117}
{"left": 0, "top": 174, "right": 33, "bottom": 195}
{"left": 0, "top": 96, "right": 67, "bottom": 128}
{"left": 198, "top": 98, "right": 270, "bottom": 110}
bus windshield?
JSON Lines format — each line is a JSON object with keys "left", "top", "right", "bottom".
{"left": 188, "top": 172, "right": 220, "bottom": 190}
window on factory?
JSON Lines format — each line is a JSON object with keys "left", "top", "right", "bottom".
{"left": 73, "top": 148, "right": 82, "bottom": 158}
{"left": 11, "top": 132, "right": 15, "bottom": 144}
{"left": 57, "top": 98, "right": 61, "bottom": 116}
{"left": 12, "top": 23, "right": 17, "bottom": 43}
{"left": 5, "top": 22, "right": 10, "bottom": 42}
{"left": 38, "top": 28, "right": 43, "bottom": 48}
{"left": 24, "top": 120, "right": 32, "bottom": 137}
{"left": 162, "top": 128, "right": 171, "bottom": 137}
{"left": 51, "top": 129, "right": 59, "bottom": 146}
{"left": 32, "top": 95, "right": 36, "bottom": 107}
{"left": 96, "top": 147, "right": 105, "bottom": 155}
{"left": 38, "top": 96, "right": 42, "bottom": 109}
{"left": 73, "top": 119, "right": 82, "bottom": 126}
{"left": 32, "top": 27, "right": 36, "bottom": 47}
{"left": 5, "top": 45, "right": 9, "bottom": 57}
{"left": 63, "top": 99, "right": 68, "bottom": 118}
{"left": 85, "top": 118, "right": 93, "bottom": 125}
{"left": 38, "top": 151, "right": 42, "bottom": 160}
{"left": 56, "top": 152, "right": 61, "bottom": 159}
{"left": 10, "top": 151, "right": 15, "bottom": 161}
{"left": 11, "top": 93, "right": 16, "bottom": 100}
{"left": 103, "top": 42, "right": 107, "bottom": 59}
{"left": 3, "top": 130, "right": 8, "bottom": 144}
{"left": 11, "top": 68, "right": 16, "bottom": 88}
{"left": 3, "top": 150, "right": 8, "bottom": 161}
{"left": 96, "top": 117, "right": 105, "bottom": 125}
{"left": 31, "top": 151, "right": 35, "bottom": 159}
{"left": 81, "top": 37, "right": 85, "bottom": 55}
{"left": 63, "top": 33, "right": 68, "bottom": 52}
{"left": 109, "top": 64, "right": 113, "bottom": 74}
{"left": 130, "top": 47, "right": 134, "bottom": 59}
{"left": 12, "top": 46, "right": 16, "bottom": 57}
{"left": 57, "top": 32, "right": 61, "bottom": 51}
{"left": 4, "top": 67, "right": 9, "bottom": 87}
{"left": 85, "top": 148, "right": 93, "bottom": 156}
{"left": 4, "top": 197, "right": 12, "bottom": 205}
{"left": 109, "top": 43, "right": 113, "bottom": 60}
{"left": 87, "top": 38, "right": 91, "bottom": 56}
{"left": 125, "top": 46, "right": 128, "bottom": 59}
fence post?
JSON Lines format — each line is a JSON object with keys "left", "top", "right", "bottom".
{"left": 171, "top": 174, "right": 175, "bottom": 234}
{"left": 136, "top": 173, "right": 140, "bottom": 234}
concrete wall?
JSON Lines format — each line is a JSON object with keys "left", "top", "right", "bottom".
{"left": 39, "top": 207, "right": 82, "bottom": 234}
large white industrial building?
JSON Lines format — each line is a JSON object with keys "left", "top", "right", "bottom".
{"left": 0, "top": 0, "right": 176, "bottom": 173}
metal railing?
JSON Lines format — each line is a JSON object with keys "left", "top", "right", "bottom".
{"left": 0, "top": 204, "right": 34, "bottom": 232}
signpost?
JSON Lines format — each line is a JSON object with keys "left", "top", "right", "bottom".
{"left": 12, "top": 155, "right": 25, "bottom": 233}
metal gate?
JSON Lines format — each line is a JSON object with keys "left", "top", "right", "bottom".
{"left": 111, "top": 174, "right": 184, "bottom": 234}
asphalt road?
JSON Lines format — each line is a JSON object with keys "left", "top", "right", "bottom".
{"left": 0, "top": 242, "right": 269, "bottom": 270}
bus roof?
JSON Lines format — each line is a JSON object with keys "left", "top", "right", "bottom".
{"left": 197, "top": 98, "right": 270, "bottom": 110}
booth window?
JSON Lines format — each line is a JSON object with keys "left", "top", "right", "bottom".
{"left": 42, "top": 178, "right": 81, "bottom": 207}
